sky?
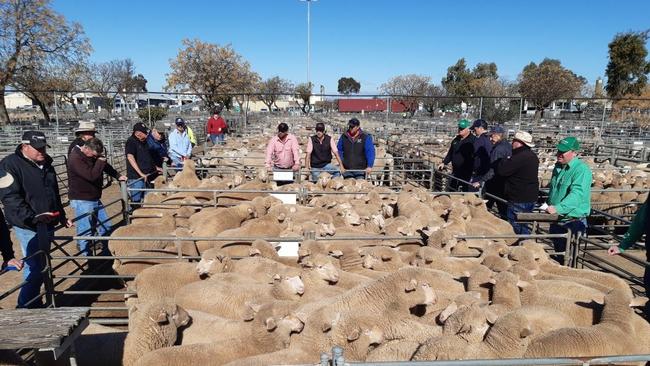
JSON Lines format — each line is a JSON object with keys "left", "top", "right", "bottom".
{"left": 52, "top": 0, "right": 650, "bottom": 94}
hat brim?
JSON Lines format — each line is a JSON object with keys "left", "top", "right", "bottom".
{"left": 0, "top": 173, "right": 14, "bottom": 188}
{"left": 75, "top": 129, "right": 97, "bottom": 133}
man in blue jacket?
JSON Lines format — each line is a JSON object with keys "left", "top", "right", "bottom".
{"left": 469, "top": 119, "right": 492, "bottom": 190}
{"left": 337, "top": 118, "right": 375, "bottom": 179}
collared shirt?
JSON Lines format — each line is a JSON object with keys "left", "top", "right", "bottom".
{"left": 168, "top": 129, "right": 192, "bottom": 160}
{"left": 547, "top": 157, "right": 592, "bottom": 219}
{"left": 265, "top": 133, "right": 300, "bottom": 169}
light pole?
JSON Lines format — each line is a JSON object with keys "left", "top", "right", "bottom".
{"left": 300, "top": 0, "right": 317, "bottom": 88}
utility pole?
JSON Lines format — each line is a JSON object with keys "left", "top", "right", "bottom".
{"left": 300, "top": 0, "right": 317, "bottom": 88}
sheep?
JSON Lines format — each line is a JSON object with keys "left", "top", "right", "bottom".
{"left": 168, "top": 159, "right": 201, "bottom": 189}
{"left": 524, "top": 288, "right": 649, "bottom": 359}
{"left": 413, "top": 247, "right": 481, "bottom": 278}
{"left": 360, "top": 246, "right": 409, "bottom": 271}
{"left": 412, "top": 312, "right": 533, "bottom": 360}
{"left": 122, "top": 300, "right": 190, "bottom": 366}
{"left": 133, "top": 262, "right": 203, "bottom": 302}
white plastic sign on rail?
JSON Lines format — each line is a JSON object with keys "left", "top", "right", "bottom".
{"left": 273, "top": 171, "right": 294, "bottom": 181}
{"left": 275, "top": 242, "right": 300, "bottom": 257}
{"left": 270, "top": 193, "right": 297, "bottom": 205}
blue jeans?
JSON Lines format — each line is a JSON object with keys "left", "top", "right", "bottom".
{"left": 127, "top": 179, "right": 147, "bottom": 204}
{"left": 549, "top": 218, "right": 587, "bottom": 264}
{"left": 506, "top": 202, "right": 536, "bottom": 235}
{"left": 310, "top": 163, "right": 341, "bottom": 181}
{"left": 209, "top": 134, "right": 225, "bottom": 145}
{"left": 14, "top": 226, "right": 52, "bottom": 308}
{"left": 70, "top": 200, "right": 111, "bottom": 256}
{"left": 343, "top": 170, "right": 366, "bottom": 180}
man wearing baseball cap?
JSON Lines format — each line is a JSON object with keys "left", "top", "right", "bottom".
{"left": 469, "top": 119, "right": 492, "bottom": 190}
{"left": 439, "top": 119, "right": 476, "bottom": 191}
{"left": 337, "top": 118, "right": 375, "bottom": 179}
{"left": 496, "top": 131, "right": 539, "bottom": 234}
{"left": 168, "top": 118, "right": 192, "bottom": 166}
{"left": 0, "top": 131, "right": 72, "bottom": 308}
{"left": 546, "top": 136, "right": 592, "bottom": 264}
{"left": 125, "top": 122, "right": 158, "bottom": 205}
{"left": 474, "top": 125, "right": 512, "bottom": 218}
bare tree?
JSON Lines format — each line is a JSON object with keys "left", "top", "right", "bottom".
{"left": 167, "top": 39, "right": 257, "bottom": 112}
{"left": 422, "top": 84, "right": 444, "bottom": 116}
{"left": 85, "top": 59, "right": 143, "bottom": 117}
{"left": 294, "top": 83, "right": 312, "bottom": 115}
{"left": 0, "top": 0, "right": 90, "bottom": 124}
{"left": 259, "top": 76, "right": 293, "bottom": 112}
{"left": 380, "top": 74, "right": 430, "bottom": 117}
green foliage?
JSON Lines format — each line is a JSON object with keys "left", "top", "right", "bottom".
{"left": 337, "top": 77, "right": 361, "bottom": 94}
{"left": 605, "top": 31, "right": 650, "bottom": 98}
{"left": 517, "top": 58, "right": 584, "bottom": 114}
{"left": 138, "top": 106, "right": 167, "bottom": 124}
{"left": 441, "top": 58, "right": 473, "bottom": 98}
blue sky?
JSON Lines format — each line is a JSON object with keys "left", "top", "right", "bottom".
{"left": 52, "top": 0, "right": 650, "bottom": 94}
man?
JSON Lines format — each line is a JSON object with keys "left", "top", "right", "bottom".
{"left": 146, "top": 129, "right": 169, "bottom": 167}
{"left": 0, "top": 131, "right": 72, "bottom": 308}
{"left": 496, "top": 131, "right": 540, "bottom": 234}
{"left": 546, "top": 136, "right": 592, "bottom": 264}
{"left": 206, "top": 106, "right": 228, "bottom": 145}
{"left": 608, "top": 194, "right": 649, "bottom": 318}
{"left": 439, "top": 119, "right": 476, "bottom": 191}
{"left": 305, "top": 122, "right": 345, "bottom": 181}
{"left": 337, "top": 118, "right": 375, "bottom": 179}
{"left": 0, "top": 170, "right": 23, "bottom": 272}
{"left": 469, "top": 119, "right": 492, "bottom": 189}
{"left": 474, "top": 125, "right": 512, "bottom": 218}
{"left": 68, "top": 138, "right": 126, "bottom": 257}
{"left": 126, "top": 122, "right": 159, "bottom": 205}
{"left": 67, "top": 120, "right": 97, "bottom": 155}
{"left": 265, "top": 123, "right": 300, "bottom": 185}
{"left": 168, "top": 118, "right": 192, "bottom": 167}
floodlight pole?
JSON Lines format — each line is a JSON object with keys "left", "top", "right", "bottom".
{"left": 300, "top": 0, "right": 316, "bottom": 88}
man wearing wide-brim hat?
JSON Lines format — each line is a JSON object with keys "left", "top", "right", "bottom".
{"left": 68, "top": 120, "right": 97, "bottom": 155}
{"left": 546, "top": 136, "right": 592, "bottom": 264}
{"left": 496, "top": 131, "right": 539, "bottom": 235}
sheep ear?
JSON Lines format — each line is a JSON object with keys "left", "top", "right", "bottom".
{"left": 265, "top": 317, "right": 277, "bottom": 331}
{"left": 485, "top": 310, "right": 498, "bottom": 325}
{"left": 269, "top": 274, "right": 281, "bottom": 284}
{"left": 155, "top": 310, "right": 169, "bottom": 324}
{"left": 302, "top": 260, "right": 314, "bottom": 268}
{"left": 487, "top": 278, "right": 497, "bottom": 285}
{"left": 347, "top": 327, "right": 361, "bottom": 341}
{"left": 630, "top": 297, "right": 649, "bottom": 308}
{"left": 329, "top": 250, "right": 343, "bottom": 258}
{"left": 381, "top": 253, "right": 391, "bottom": 261}
{"left": 438, "top": 302, "right": 458, "bottom": 323}
{"left": 321, "top": 321, "right": 332, "bottom": 332}
{"left": 516, "top": 280, "right": 530, "bottom": 289}
{"left": 520, "top": 327, "right": 533, "bottom": 338}
{"left": 405, "top": 279, "right": 418, "bottom": 292}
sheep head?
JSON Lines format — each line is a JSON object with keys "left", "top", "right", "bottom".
{"left": 317, "top": 172, "right": 332, "bottom": 189}
{"left": 271, "top": 274, "right": 305, "bottom": 296}
{"left": 301, "top": 254, "right": 340, "bottom": 284}
{"left": 196, "top": 248, "right": 232, "bottom": 276}
{"left": 404, "top": 279, "right": 436, "bottom": 306}
{"left": 440, "top": 303, "right": 492, "bottom": 343}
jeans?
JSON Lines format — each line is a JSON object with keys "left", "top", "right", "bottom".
{"left": 549, "top": 218, "right": 587, "bottom": 264}
{"left": 70, "top": 200, "right": 111, "bottom": 256}
{"left": 506, "top": 202, "right": 536, "bottom": 235}
{"left": 643, "top": 266, "right": 650, "bottom": 319}
{"left": 343, "top": 170, "right": 366, "bottom": 180}
{"left": 170, "top": 155, "right": 185, "bottom": 167}
{"left": 310, "top": 163, "right": 341, "bottom": 181}
{"left": 14, "top": 226, "right": 53, "bottom": 308}
{"left": 209, "top": 134, "right": 225, "bottom": 145}
{"left": 127, "top": 179, "right": 147, "bottom": 206}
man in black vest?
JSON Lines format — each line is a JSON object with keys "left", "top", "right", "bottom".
{"left": 305, "top": 122, "right": 345, "bottom": 181}
{"left": 337, "top": 118, "right": 375, "bottom": 179}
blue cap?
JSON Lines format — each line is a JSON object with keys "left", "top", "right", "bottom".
{"left": 488, "top": 126, "right": 505, "bottom": 135}
{"left": 175, "top": 117, "right": 185, "bottom": 126}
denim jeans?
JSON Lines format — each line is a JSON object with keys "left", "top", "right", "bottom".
{"left": 14, "top": 226, "right": 52, "bottom": 308}
{"left": 127, "top": 179, "right": 147, "bottom": 204}
{"left": 506, "top": 202, "right": 536, "bottom": 235}
{"left": 549, "top": 218, "right": 587, "bottom": 264}
{"left": 70, "top": 200, "right": 111, "bottom": 256}
{"left": 310, "top": 163, "right": 341, "bottom": 181}
{"left": 343, "top": 170, "right": 366, "bottom": 180}
{"left": 209, "top": 134, "right": 225, "bottom": 145}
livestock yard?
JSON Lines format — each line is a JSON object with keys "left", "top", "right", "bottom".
{"left": 0, "top": 112, "right": 649, "bottom": 366}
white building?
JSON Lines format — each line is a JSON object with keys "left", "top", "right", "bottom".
{"left": 4, "top": 92, "right": 34, "bottom": 109}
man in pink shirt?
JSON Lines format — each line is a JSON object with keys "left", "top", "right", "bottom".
{"left": 305, "top": 122, "right": 344, "bottom": 181}
{"left": 265, "top": 123, "right": 300, "bottom": 184}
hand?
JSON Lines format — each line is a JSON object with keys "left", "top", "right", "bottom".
{"left": 64, "top": 219, "right": 74, "bottom": 228}
{"left": 365, "top": 167, "right": 372, "bottom": 174}
{"left": 340, "top": 167, "right": 346, "bottom": 173}
{"left": 471, "top": 182, "right": 481, "bottom": 188}
{"left": 118, "top": 175, "right": 127, "bottom": 182}
{"left": 156, "top": 167, "right": 163, "bottom": 173}
{"left": 162, "top": 157, "right": 169, "bottom": 162}
{"left": 608, "top": 245, "right": 621, "bottom": 256}
{"left": 546, "top": 205, "right": 557, "bottom": 214}
{"left": 437, "top": 163, "right": 446, "bottom": 171}
{"left": 141, "top": 174, "right": 148, "bottom": 183}
{"left": 292, "top": 165, "right": 300, "bottom": 172}
{"left": 3, "top": 258, "right": 23, "bottom": 271}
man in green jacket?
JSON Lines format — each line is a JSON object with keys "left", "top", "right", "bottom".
{"left": 608, "top": 195, "right": 649, "bottom": 318}
{"left": 545, "top": 136, "right": 592, "bottom": 264}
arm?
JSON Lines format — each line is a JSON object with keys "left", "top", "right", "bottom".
{"left": 364, "top": 135, "right": 375, "bottom": 168}
{"left": 442, "top": 142, "right": 453, "bottom": 165}
{"left": 554, "top": 168, "right": 592, "bottom": 216}
{"left": 305, "top": 138, "right": 313, "bottom": 169}
{"left": 264, "top": 139, "right": 274, "bottom": 169}
{"left": 618, "top": 202, "right": 647, "bottom": 251}
{"left": 167, "top": 132, "right": 181, "bottom": 157}
{"left": 330, "top": 137, "right": 345, "bottom": 170}
{"left": 127, "top": 154, "right": 146, "bottom": 178}
{"left": 103, "top": 161, "right": 120, "bottom": 179}
{"left": 0, "top": 168, "right": 36, "bottom": 228}
{"left": 291, "top": 137, "right": 300, "bottom": 170}
{"left": 337, "top": 137, "right": 344, "bottom": 161}
{"left": 183, "top": 135, "right": 192, "bottom": 157}
{"left": 69, "top": 153, "right": 107, "bottom": 182}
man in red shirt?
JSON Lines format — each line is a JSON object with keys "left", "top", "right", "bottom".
{"left": 205, "top": 105, "right": 228, "bottom": 145}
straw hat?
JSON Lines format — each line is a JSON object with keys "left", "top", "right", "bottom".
{"left": 75, "top": 121, "right": 97, "bottom": 134}
{"left": 513, "top": 131, "right": 535, "bottom": 147}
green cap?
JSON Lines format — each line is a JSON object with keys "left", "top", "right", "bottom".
{"left": 457, "top": 119, "right": 471, "bottom": 129}
{"left": 557, "top": 136, "right": 580, "bottom": 152}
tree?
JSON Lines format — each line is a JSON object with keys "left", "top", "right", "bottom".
{"left": 422, "top": 84, "right": 444, "bottom": 116}
{"left": 337, "top": 77, "right": 360, "bottom": 95}
{"left": 259, "top": 76, "right": 293, "bottom": 112}
{"left": 166, "top": 39, "right": 257, "bottom": 112}
{"left": 137, "top": 106, "right": 167, "bottom": 125}
{"left": 441, "top": 58, "right": 473, "bottom": 99}
{"left": 605, "top": 31, "right": 650, "bottom": 98}
{"left": 0, "top": 0, "right": 91, "bottom": 124}
{"left": 86, "top": 59, "right": 140, "bottom": 117}
{"left": 294, "top": 82, "right": 312, "bottom": 114}
{"left": 517, "top": 58, "right": 584, "bottom": 119}
{"left": 380, "top": 74, "right": 430, "bottom": 116}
